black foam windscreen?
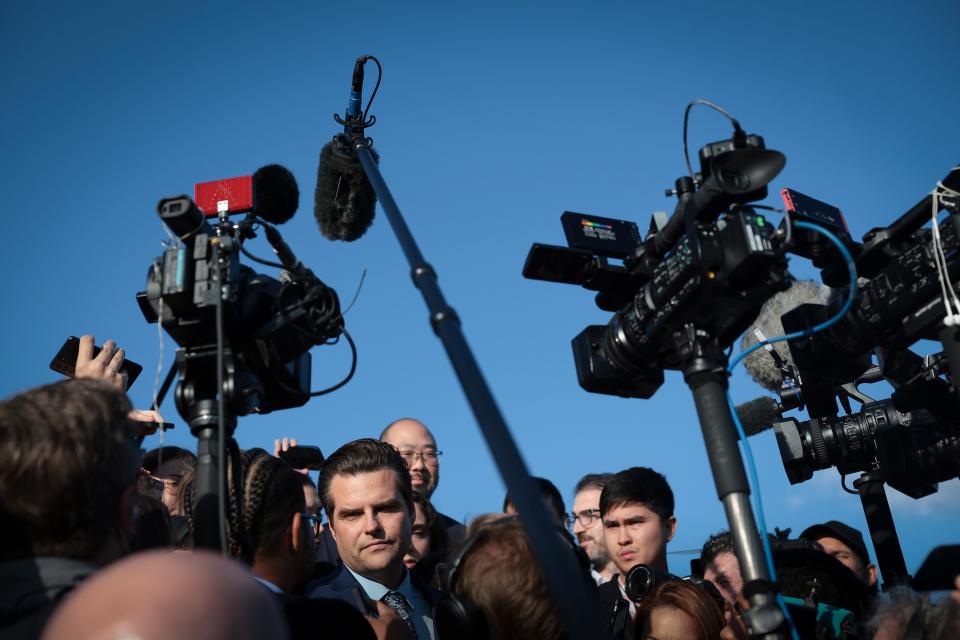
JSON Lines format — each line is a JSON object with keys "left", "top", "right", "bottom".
{"left": 314, "top": 140, "right": 378, "bottom": 242}
{"left": 734, "top": 396, "right": 781, "bottom": 437}
{"left": 253, "top": 164, "right": 299, "bottom": 225}
{"left": 739, "top": 280, "right": 826, "bottom": 391}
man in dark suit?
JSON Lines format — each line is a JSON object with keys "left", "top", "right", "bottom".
{"left": 307, "top": 439, "right": 439, "bottom": 640}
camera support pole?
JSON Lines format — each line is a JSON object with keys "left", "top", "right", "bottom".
{"left": 346, "top": 132, "right": 605, "bottom": 640}
{"left": 681, "top": 334, "right": 787, "bottom": 639}
{"left": 853, "top": 472, "right": 911, "bottom": 590}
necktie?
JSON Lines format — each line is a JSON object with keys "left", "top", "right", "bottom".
{"left": 382, "top": 590, "right": 419, "bottom": 638}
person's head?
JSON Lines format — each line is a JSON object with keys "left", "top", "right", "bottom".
{"left": 142, "top": 446, "right": 196, "bottom": 516}
{"left": 0, "top": 379, "right": 139, "bottom": 565}
{"left": 300, "top": 474, "right": 321, "bottom": 517}
{"left": 700, "top": 531, "right": 743, "bottom": 605}
{"left": 571, "top": 473, "right": 614, "bottom": 571}
{"left": 319, "top": 438, "right": 414, "bottom": 586}
{"left": 181, "top": 448, "right": 315, "bottom": 592}
{"left": 502, "top": 476, "right": 568, "bottom": 527}
{"left": 405, "top": 491, "right": 448, "bottom": 570}
{"left": 132, "top": 494, "right": 174, "bottom": 551}
{"left": 439, "top": 518, "right": 569, "bottom": 640}
{"left": 800, "top": 521, "right": 878, "bottom": 590}
{"left": 599, "top": 467, "right": 676, "bottom": 575}
{"left": 41, "top": 550, "right": 289, "bottom": 640}
{"left": 635, "top": 579, "right": 725, "bottom": 640}
{"left": 773, "top": 538, "right": 872, "bottom": 637}
{"left": 380, "top": 418, "right": 441, "bottom": 498}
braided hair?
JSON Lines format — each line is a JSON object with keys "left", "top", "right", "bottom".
{"left": 181, "top": 446, "right": 306, "bottom": 563}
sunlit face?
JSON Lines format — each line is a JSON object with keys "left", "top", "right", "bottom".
{"left": 328, "top": 469, "right": 412, "bottom": 586}
{"left": 403, "top": 502, "right": 431, "bottom": 569}
{"left": 703, "top": 551, "right": 743, "bottom": 605}
{"left": 572, "top": 488, "right": 610, "bottom": 567}
{"left": 639, "top": 605, "right": 700, "bottom": 640}
{"left": 602, "top": 502, "right": 675, "bottom": 577}
{"left": 381, "top": 420, "right": 439, "bottom": 498}
{"left": 816, "top": 536, "right": 875, "bottom": 586}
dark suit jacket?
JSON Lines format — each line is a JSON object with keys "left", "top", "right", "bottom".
{"left": 305, "top": 563, "right": 440, "bottom": 611}
{"left": 598, "top": 577, "right": 629, "bottom": 639}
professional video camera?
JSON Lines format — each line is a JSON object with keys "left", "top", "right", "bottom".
{"left": 524, "top": 127, "right": 790, "bottom": 398}
{"left": 136, "top": 166, "right": 349, "bottom": 429}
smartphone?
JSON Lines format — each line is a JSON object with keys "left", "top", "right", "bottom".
{"left": 50, "top": 336, "right": 143, "bottom": 389}
{"left": 278, "top": 445, "right": 325, "bottom": 470}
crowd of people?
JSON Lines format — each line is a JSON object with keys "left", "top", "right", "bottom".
{"left": 1, "top": 336, "right": 958, "bottom": 639}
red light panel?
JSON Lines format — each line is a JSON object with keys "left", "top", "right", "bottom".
{"left": 194, "top": 176, "right": 253, "bottom": 217}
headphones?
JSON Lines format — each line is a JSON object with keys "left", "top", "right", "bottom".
{"left": 433, "top": 517, "right": 593, "bottom": 640}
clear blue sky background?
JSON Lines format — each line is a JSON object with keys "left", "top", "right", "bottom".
{"left": 2, "top": 1, "right": 957, "bottom": 577}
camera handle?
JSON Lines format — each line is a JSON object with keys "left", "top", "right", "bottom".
{"left": 682, "top": 337, "right": 788, "bottom": 639}
{"left": 346, "top": 134, "right": 606, "bottom": 640}
{"left": 853, "top": 472, "right": 912, "bottom": 590}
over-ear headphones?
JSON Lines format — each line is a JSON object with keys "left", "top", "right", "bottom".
{"left": 433, "top": 516, "right": 595, "bottom": 640}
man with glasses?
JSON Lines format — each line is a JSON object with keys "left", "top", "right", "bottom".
{"left": 571, "top": 473, "right": 617, "bottom": 585}
{"left": 380, "top": 418, "right": 466, "bottom": 547}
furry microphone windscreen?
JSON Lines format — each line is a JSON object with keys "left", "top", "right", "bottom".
{"left": 253, "top": 164, "right": 299, "bottom": 225}
{"left": 734, "top": 396, "right": 781, "bottom": 437}
{"left": 314, "top": 140, "right": 379, "bottom": 242}
{"left": 739, "top": 280, "right": 828, "bottom": 392}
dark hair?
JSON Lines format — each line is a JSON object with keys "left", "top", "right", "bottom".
{"left": 502, "top": 476, "right": 566, "bottom": 525}
{"left": 318, "top": 438, "right": 413, "bottom": 518}
{"left": 133, "top": 494, "right": 175, "bottom": 551}
{"left": 181, "top": 448, "right": 305, "bottom": 563}
{"left": 0, "top": 379, "right": 137, "bottom": 560}
{"left": 700, "top": 530, "right": 735, "bottom": 566}
{"left": 635, "top": 579, "right": 725, "bottom": 640}
{"left": 142, "top": 446, "right": 196, "bottom": 477}
{"left": 453, "top": 518, "right": 568, "bottom": 640}
{"left": 412, "top": 492, "right": 449, "bottom": 555}
{"left": 574, "top": 472, "right": 614, "bottom": 495}
{"left": 599, "top": 466, "right": 674, "bottom": 522}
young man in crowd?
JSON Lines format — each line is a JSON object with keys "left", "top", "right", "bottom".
{"left": 597, "top": 466, "right": 677, "bottom": 637}
{"left": 308, "top": 439, "right": 439, "bottom": 640}
{"left": 0, "top": 379, "right": 141, "bottom": 638}
{"left": 800, "top": 520, "right": 878, "bottom": 593}
{"left": 571, "top": 473, "right": 617, "bottom": 585}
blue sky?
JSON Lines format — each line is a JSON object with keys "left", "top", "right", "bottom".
{"left": 2, "top": 1, "right": 958, "bottom": 576}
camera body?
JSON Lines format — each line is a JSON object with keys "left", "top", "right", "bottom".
{"left": 137, "top": 195, "right": 343, "bottom": 422}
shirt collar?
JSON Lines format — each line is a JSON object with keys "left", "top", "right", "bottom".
{"left": 346, "top": 564, "right": 412, "bottom": 602}
{"left": 253, "top": 576, "right": 283, "bottom": 594}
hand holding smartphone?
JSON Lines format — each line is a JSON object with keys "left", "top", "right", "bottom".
{"left": 50, "top": 335, "right": 143, "bottom": 390}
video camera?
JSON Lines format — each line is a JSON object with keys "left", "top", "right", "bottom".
{"left": 523, "top": 130, "right": 790, "bottom": 397}
{"left": 136, "top": 166, "right": 348, "bottom": 430}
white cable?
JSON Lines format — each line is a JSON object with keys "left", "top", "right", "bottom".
{"left": 931, "top": 172, "right": 960, "bottom": 325}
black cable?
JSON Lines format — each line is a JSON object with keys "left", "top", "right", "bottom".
{"left": 840, "top": 474, "right": 860, "bottom": 495}
{"left": 239, "top": 240, "right": 285, "bottom": 270}
{"left": 682, "top": 99, "right": 744, "bottom": 180}
{"left": 311, "top": 329, "right": 358, "bottom": 396}
{"left": 362, "top": 56, "right": 382, "bottom": 126}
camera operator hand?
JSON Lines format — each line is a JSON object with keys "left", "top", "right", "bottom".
{"left": 74, "top": 334, "right": 127, "bottom": 390}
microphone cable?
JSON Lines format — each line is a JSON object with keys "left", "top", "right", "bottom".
{"left": 724, "top": 219, "right": 859, "bottom": 640}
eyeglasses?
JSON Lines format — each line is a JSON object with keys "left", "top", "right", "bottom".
{"left": 569, "top": 508, "right": 601, "bottom": 527}
{"left": 396, "top": 450, "right": 443, "bottom": 463}
{"left": 300, "top": 512, "right": 324, "bottom": 536}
